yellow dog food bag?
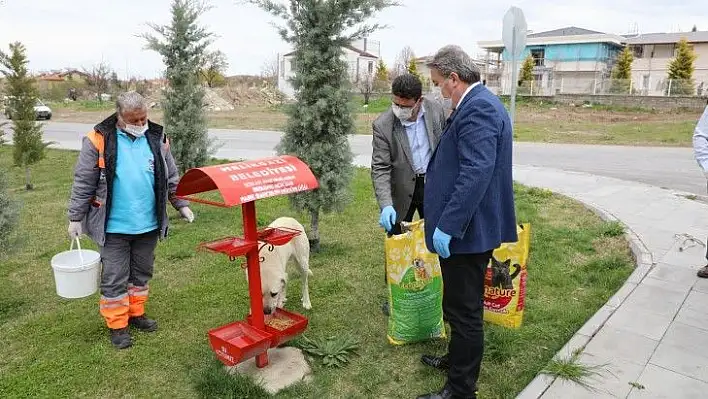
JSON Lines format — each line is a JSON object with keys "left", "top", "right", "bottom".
{"left": 483, "top": 223, "right": 531, "bottom": 328}
{"left": 385, "top": 220, "right": 446, "bottom": 345}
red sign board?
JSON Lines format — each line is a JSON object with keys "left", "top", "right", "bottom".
{"left": 176, "top": 155, "right": 319, "bottom": 207}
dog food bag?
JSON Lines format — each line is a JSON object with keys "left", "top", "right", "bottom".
{"left": 385, "top": 220, "right": 446, "bottom": 345}
{"left": 483, "top": 223, "right": 531, "bottom": 329}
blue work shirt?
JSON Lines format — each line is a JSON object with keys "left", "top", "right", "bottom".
{"left": 402, "top": 106, "right": 431, "bottom": 174}
{"left": 106, "top": 130, "right": 158, "bottom": 234}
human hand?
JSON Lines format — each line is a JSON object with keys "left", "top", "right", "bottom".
{"left": 433, "top": 227, "right": 451, "bottom": 259}
{"left": 179, "top": 207, "right": 194, "bottom": 223}
{"left": 68, "top": 221, "right": 82, "bottom": 238}
{"left": 379, "top": 206, "right": 396, "bottom": 232}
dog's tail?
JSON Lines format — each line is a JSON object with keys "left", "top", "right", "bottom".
{"left": 307, "top": 269, "right": 313, "bottom": 276}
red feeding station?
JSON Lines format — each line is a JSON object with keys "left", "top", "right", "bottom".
{"left": 175, "top": 155, "right": 319, "bottom": 368}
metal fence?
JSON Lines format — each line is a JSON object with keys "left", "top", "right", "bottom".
{"left": 486, "top": 77, "right": 707, "bottom": 97}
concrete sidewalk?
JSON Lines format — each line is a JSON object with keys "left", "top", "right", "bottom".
{"left": 514, "top": 165, "right": 708, "bottom": 399}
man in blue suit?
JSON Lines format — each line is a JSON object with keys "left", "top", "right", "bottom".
{"left": 416, "top": 45, "right": 518, "bottom": 399}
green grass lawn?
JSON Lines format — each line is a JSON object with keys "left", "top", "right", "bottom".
{"left": 513, "top": 119, "right": 698, "bottom": 146}
{"left": 0, "top": 148, "right": 633, "bottom": 398}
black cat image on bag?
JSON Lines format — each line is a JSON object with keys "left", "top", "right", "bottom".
{"left": 490, "top": 256, "right": 521, "bottom": 290}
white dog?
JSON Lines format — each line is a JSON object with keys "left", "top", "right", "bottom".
{"left": 248, "top": 217, "right": 312, "bottom": 315}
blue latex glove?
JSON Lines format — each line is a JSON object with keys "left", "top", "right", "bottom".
{"left": 379, "top": 206, "right": 397, "bottom": 232}
{"left": 433, "top": 228, "right": 452, "bottom": 259}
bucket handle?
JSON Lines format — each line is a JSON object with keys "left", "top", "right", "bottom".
{"left": 70, "top": 237, "right": 86, "bottom": 265}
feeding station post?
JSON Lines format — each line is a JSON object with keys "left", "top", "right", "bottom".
{"left": 175, "top": 156, "right": 319, "bottom": 368}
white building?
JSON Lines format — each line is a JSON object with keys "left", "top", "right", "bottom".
{"left": 277, "top": 38, "right": 380, "bottom": 99}
{"left": 625, "top": 31, "right": 708, "bottom": 96}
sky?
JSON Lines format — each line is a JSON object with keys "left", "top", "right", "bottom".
{"left": 0, "top": 0, "right": 706, "bottom": 79}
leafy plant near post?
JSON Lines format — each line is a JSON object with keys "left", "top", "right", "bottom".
{"left": 143, "top": 0, "right": 215, "bottom": 173}
{"left": 248, "top": 0, "right": 395, "bottom": 251}
{"left": 667, "top": 37, "right": 697, "bottom": 96}
{"left": 0, "top": 42, "right": 50, "bottom": 190}
{"left": 298, "top": 334, "right": 360, "bottom": 368}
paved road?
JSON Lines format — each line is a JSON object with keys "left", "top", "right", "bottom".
{"left": 2, "top": 120, "right": 704, "bottom": 195}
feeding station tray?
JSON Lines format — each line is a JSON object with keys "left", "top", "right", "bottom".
{"left": 175, "top": 156, "right": 318, "bottom": 368}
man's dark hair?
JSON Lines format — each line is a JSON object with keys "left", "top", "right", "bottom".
{"left": 392, "top": 73, "right": 423, "bottom": 100}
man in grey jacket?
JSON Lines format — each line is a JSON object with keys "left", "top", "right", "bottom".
{"left": 692, "top": 103, "right": 708, "bottom": 277}
{"left": 67, "top": 91, "right": 194, "bottom": 349}
{"left": 371, "top": 73, "right": 447, "bottom": 314}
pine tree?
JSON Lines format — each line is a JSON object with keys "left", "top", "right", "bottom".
{"left": 0, "top": 161, "right": 19, "bottom": 253}
{"left": 610, "top": 46, "right": 634, "bottom": 94}
{"left": 376, "top": 59, "right": 388, "bottom": 81}
{"left": 0, "top": 42, "right": 50, "bottom": 190}
{"left": 374, "top": 59, "right": 389, "bottom": 92}
{"left": 407, "top": 58, "right": 420, "bottom": 79}
{"left": 519, "top": 54, "right": 534, "bottom": 85}
{"left": 143, "top": 0, "right": 214, "bottom": 173}
{"left": 250, "top": 0, "right": 394, "bottom": 251}
{"left": 667, "top": 38, "right": 697, "bottom": 96}
{"left": 0, "top": 116, "right": 20, "bottom": 254}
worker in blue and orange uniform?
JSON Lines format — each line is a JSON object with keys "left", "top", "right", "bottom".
{"left": 67, "top": 91, "right": 194, "bottom": 349}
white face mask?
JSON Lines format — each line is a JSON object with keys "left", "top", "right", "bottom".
{"left": 391, "top": 104, "right": 414, "bottom": 123}
{"left": 441, "top": 98, "right": 453, "bottom": 111}
{"left": 124, "top": 123, "right": 148, "bottom": 137}
{"left": 432, "top": 86, "right": 453, "bottom": 110}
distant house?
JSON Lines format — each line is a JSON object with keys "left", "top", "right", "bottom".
{"left": 625, "top": 31, "right": 708, "bottom": 96}
{"left": 478, "top": 26, "right": 625, "bottom": 95}
{"left": 277, "top": 38, "right": 380, "bottom": 98}
{"left": 37, "top": 69, "right": 90, "bottom": 82}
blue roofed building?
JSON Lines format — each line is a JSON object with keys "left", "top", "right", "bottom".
{"left": 478, "top": 27, "right": 625, "bottom": 95}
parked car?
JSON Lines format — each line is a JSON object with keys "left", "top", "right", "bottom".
{"left": 3, "top": 97, "right": 52, "bottom": 120}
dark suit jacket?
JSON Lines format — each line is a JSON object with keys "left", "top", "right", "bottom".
{"left": 371, "top": 97, "right": 446, "bottom": 222}
{"left": 424, "top": 84, "right": 518, "bottom": 254}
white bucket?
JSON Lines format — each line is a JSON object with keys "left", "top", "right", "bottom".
{"left": 50, "top": 237, "right": 102, "bottom": 299}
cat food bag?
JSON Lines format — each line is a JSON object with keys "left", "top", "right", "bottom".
{"left": 483, "top": 223, "right": 531, "bottom": 329}
{"left": 385, "top": 220, "right": 446, "bottom": 345}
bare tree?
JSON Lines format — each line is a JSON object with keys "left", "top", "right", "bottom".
{"left": 260, "top": 56, "right": 279, "bottom": 86}
{"left": 199, "top": 49, "right": 229, "bottom": 88}
{"left": 358, "top": 72, "right": 374, "bottom": 105}
{"left": 83, "top": 61, "right": 112, "bottom": 101}
{"left": 393, "top": 46, "right": 415, "bottom": 79}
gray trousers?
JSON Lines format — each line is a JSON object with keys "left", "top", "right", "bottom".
{"left": 100, "top": 230, "right": 159, "bottom": 299}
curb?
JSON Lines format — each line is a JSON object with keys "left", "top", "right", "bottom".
{"left": 515, "top": 196, "right": 655, "bottom": 399}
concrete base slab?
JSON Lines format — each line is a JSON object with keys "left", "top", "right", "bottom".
{"left": 228, "top": 347, "right": 312, "bottom": 395}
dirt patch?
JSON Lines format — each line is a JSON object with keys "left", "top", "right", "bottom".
{"left": 515, "top": 106, "right": 700, "bottom": 124}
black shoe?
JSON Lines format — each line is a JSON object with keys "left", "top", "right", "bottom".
{"left": 129, "top": 315, "right": 158, "bottom": 332}
{"left": 698, "top": 265, "right": 708, "bottom": 278}
{"left": 416, "top": 386, "right": 476, "bottom": 399}
{"left": 110, "top": 327, "right": 132, "bottom": 349}
{"left": 421, "top": 354, "right": 449, "bottom": 371}
{"left": 382, "top": 301, "right": 390, "bottom": 316}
